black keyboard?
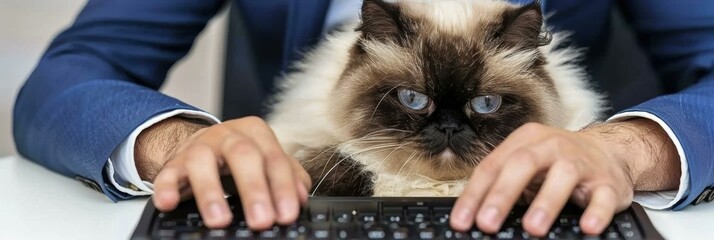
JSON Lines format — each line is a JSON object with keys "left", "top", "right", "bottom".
{"left": 131, "top": 196, "right": 662, "bottom": 240}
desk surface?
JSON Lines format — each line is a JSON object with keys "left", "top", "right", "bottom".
{"left": 1, "top": 155, "right": 711, "bottom": 240}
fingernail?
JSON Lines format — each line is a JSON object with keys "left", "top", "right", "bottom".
{"left": 279, "top": 199, "right": 296, "bottom": 219}
{"left": 479, "top": 207, "right": 499, "bottom": 224}
{"left": 529, "top": 209, "right": 545, "bottom": 225}
{"left": 527, "top": 208, "right": 547, "bottom": 230}
{"left": 583, "top": 216, "right": 601, "bottom": 230}
{"left": 298, "top": 183, "right": 308, "bottom": 200}
{"left": 452, "top": 209, "right": 473, "bottom": 223}
{"left": 208, "top": 202, "right": 227, "bottom": 220}
{"left": 252, "top": 202, "right": 269, "bottom": 222}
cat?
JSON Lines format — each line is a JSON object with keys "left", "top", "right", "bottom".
{"left": 266, "top": 0, "right": 605, "bottom": 197}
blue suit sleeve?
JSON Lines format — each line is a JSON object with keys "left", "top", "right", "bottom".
{"left": 12, "top": 0, "right": 227, "bottom": 201}
{"left": 619, "top": 1, "right": 714, "bottom": 209}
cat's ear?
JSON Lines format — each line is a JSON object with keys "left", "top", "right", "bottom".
{"left": 497, "top": 2, "right": 551, "bottom": 49}
{"left": 357, "top": 0, "right": 410, "bottom": 43}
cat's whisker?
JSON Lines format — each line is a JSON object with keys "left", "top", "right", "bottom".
{"left": 368, "top": 85, "right": 401, "bottom": 123}
{"left": 394, "top": 150, "right": 419, "bottom": 182}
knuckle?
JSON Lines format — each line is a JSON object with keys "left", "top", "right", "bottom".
{"left": 240, "top": 116, "right": 268, "bottom": 128}
{"left": 184, "top": 144, "right": 213, "bottom": 160}
{"left": 264, "top": 150, "right": 288, "bottom": 164}
{"left": 545, "top": 135, "right": 567, "bottom": 147}
{"left": 510, "top": 149, "right": 540, "bottom": 167}
{"left": 206, "top": 124, "right": 231, "bottom": 136}
{"left": 518, "top": 122, "right": 545, "bottom": 135}
{"left": 554, "top": 159, "right": 580, "bottom": 174}
{"left": 223, "top": 137, "right": 258, "bottom": 157}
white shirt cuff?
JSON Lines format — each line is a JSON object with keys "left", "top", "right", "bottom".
{"left": 104, "top": 109, "right": 221, "bottom": 196}
{"left": 608, "top": 111, "right": 689, "bottom": 210}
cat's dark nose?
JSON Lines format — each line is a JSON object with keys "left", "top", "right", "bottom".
{"left": 437, "top": 122, "right": 462, "bottom": 136}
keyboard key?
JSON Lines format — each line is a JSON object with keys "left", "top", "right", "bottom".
{"left": 312, "top": 224, "right": 330, "bottom": 239}
{"left": 418, "top": 227, "right": 436, "bottom": 239}
{"left": 159, "top": 220, "right": 177, "bottom": 228}
{"left": 206, "top": 229, "right": 228, "bottom": 239}
{"left": 155, "top": 229, "right": 175, "bottom": 238}
{"left": 497, "top": 227, "right": 515, "bottom": 239}
{"left": 391, "top": 227, "right": 410, "bottom": 239}
{"left": 285, "top": 223, "right": 308, "bottom": 239}
{"left": 383, "top": 206, "right": 404, "bottom": 223}
{"left": 358, "top": 213, "right": 378, "bottom": 223}
{"left": 334, "top": 224, "right": 359, "bottom": 239}
{"left": 406, "top": 206, "right": 430, "bottom": 223}
{"left": 603, "top": 225, "right": 623, "bottom": 240}
{"left": 310, "top": 205, "right": 329, "bottom": 223}
{"left": 259, "top": 226, "right": 280, "bottom": 239}
{"left": 442, "top": 229, "right": 467, "bottom": 239}
{"left": 407, "top": 206, "right": 429, "bottom": 214}
{"left": 234, "top": 228, "right": 253, "bottom": 239}
{"left": 177, "top": 232, "right": 202, "bottom": 240}
{"left": 433, "top": 212, "right": 450, "bottom": 225}
{"left": 365, "top": 223, "right": 387, "bottom": 239}
{"left": 616, "top": 220, "right": 642, "bottom": 239}
{"left": 334, "top": 211, "right": 353, "bottom": 223}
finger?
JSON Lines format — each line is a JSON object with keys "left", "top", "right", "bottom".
{"left": 233, "top": 118, "right": 304, "bottom": 223}
{"left": 153, "top": 162, "right": 186, "bottom": 212}
{"left": 183, "top": 145, "right": 233, "bottom": 228}
{"left": 485, "top": 123, "right": 549, "bottom": 162}
{"left": 580, "top": 185, "right": 618, "bottom": 235}
{"left": 263, "top": 152, "right": 302, "bottom": 224}
{"left": 476, "top": 148, "right": 552, "bottom": 233}
{"left": 522, "top": 160, "right": 581, "bottom": 236}
{"left": 450, "top": 161, "right": 500, "bottom": 231}
{"left": 288, "top": 158, "right": 311, "bottom": 204}
{"left": 223, "top": 136, "right": 276, "bottom": 230}
{"left": 289, "top": 157, "right": 313, "bottom": 193}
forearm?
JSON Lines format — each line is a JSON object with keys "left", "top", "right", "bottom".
{"left": 582, "top": 118, "right": 680, "bottom": 191}
{"left": 135, "top": 116, "right": 210, "bottom": 181}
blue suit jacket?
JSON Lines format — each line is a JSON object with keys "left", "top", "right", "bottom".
{"left": 12, "top": 0, "right": 714, "bottom": 209}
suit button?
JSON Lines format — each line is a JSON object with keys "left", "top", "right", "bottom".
{"left": 75, "top": 176, "right": 102, "bottom": 193}
{"left": 694, "top": 188, "right": 712, "bottom": 205}
{"left": 707, "top": 187, "right": 714, "bottom": 203}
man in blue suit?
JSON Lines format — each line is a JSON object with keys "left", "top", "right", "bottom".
{"left": 12, "top": 0, "right": 714, "bottom": 236}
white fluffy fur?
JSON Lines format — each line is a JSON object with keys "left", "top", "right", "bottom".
{"left": 267, "top": 0, "right": 605, "bottom": 197}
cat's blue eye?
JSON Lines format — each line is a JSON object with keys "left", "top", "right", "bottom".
{"left": 470, "top": 95, "right": 502, "bottom": 114}
{"left": 398, "top": 89, "right": 430, "bottom": 111}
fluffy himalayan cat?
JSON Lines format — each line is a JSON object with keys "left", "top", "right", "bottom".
{"left": 267, "top": 0, "right": 604, "bottom": 197}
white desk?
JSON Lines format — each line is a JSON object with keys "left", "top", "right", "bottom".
{"left": 1, "top": 155, "right": 712, "bottom": 240}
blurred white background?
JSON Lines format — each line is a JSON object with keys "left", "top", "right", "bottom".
{"left": 0, "top": 1, "right": 227, "bottom": 156}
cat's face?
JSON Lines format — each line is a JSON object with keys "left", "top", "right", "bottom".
{"left": 331, "top": 0, "right": 564, "bottom": 180}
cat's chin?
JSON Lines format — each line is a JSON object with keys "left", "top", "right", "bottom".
{"left": 437, "top": 148, "right": 456, "bottom": 160}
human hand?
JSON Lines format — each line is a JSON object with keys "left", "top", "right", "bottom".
{"left": 135, "top": 116, "right": 311, "bottom": 230}
{"left": 450, "top": 119, "right": 680, "bottom": 236}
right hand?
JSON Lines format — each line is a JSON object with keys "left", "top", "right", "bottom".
{"left": 135, "top": 116, "right": 312, "bottom": 230}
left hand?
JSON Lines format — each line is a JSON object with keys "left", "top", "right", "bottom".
{"left": 450, "top": 120, "right": 680, "bottom": 236}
